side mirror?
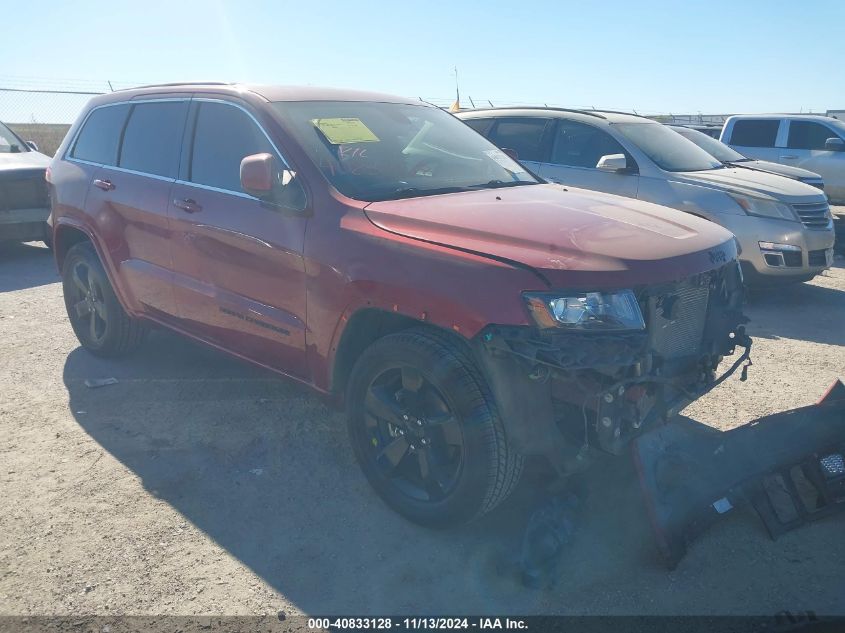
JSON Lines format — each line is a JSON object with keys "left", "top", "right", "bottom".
{"left": 824, "top": 137, "right": 845, "bottom": 152}
{"left": 596, "top": 153, "right": 628, "bottom": 172}
{"left": 240, "top": 153, "right": 275, "bottom": 197}
{"left": 25, "top": 140, "right": 39, "bottom": 152}
{"left": 502, "top": 148, "right": 519, "bottom": 161}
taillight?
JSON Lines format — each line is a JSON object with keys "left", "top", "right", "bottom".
{"left": 45, "top": 166, "right": 52, "bottom": 183}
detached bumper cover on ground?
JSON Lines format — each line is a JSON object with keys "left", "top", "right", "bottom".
{"left": 635, "top": 379, "right": 845, "bottom": 569}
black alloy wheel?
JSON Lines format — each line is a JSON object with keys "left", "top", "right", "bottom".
{"left": 364, "top": 364, "right": 464, "bottom": 503}
{"left": 67, "top": 258, "right": 109, "bottom": 346}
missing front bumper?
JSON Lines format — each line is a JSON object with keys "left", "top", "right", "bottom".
{"left": 634, "top": 379, "right": 845, "bottom": 569}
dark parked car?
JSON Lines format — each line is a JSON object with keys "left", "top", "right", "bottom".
{"left": 671, "top": 125, "right": 825, "bottom": 191}
{"left": 0, "top": 120, "right": 52, "bottom": 246}
{"left": 48, "top": 83, "right": 748, "bottom": 526}
{"left": 678, "top": 123, "right": 722, "bottom": 139}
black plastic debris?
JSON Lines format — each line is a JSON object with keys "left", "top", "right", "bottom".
{"left": 634, "top": 379, "right": 845, "bottom": 569}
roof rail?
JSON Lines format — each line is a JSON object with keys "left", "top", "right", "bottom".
{"left": 461, "top": 106, "right": 607, "bottom": 119}
{"left": 590, "top": 109, "right": 651, "bottom": 119}
{"left": 116, "top": 81, "right": 233, "bottom": 91}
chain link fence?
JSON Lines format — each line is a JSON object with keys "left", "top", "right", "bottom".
{"left": 0, "top": 88, "right": 104, "bottom": 156}
{"left": 1, "top": 78, "right": 839, "bottom": 157}
{"left": 0, "top": 78, "right": 142, "bottom": 156}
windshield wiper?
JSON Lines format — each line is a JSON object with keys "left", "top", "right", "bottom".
{"left": 377, "top": 180, "right": 536, "bottom": 201}
{"left": 467, "top": 180, "right": 536, "bottom": 190}
{"left": 385, "top": 186, "right": 473, "bottom": 200}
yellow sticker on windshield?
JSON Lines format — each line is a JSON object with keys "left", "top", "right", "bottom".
{"left": 311, "top": 118, "right": 380, "bottom": 144}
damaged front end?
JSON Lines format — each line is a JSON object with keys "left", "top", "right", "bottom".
{"left": 473, "top": 260, "right": 750, "bottom": 471}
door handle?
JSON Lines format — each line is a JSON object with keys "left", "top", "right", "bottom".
{"left": 92, "top": 178, "right": 115, "bottom": 191}
{"left": 780, "top": 155, "right": 798, "bottom": 160}
{"left": 173, "top": 198, "right": 202, "bottom": 213}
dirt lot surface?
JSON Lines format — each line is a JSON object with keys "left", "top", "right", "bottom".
{"left": 1, "top": 239, "right": 844, "bottom": 617}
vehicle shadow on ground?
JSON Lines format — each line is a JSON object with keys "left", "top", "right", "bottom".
{"left": 62, "top": 330, "right": 690, "bottom": 615}
{"left": 745, "top": 262, "right": 845, "bottom": 347}
{"left": 0, "top": 241, "right": 57, "bottom": 292}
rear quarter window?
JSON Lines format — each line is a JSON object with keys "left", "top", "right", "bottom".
{"left": 70, "top": 104, "right": 130, "bottom": 165}
{"left": 729, "top": 119, "right": 779, "bottom": 147}
{"left": 118, "top": 101, "right": 188, "bottom": 178}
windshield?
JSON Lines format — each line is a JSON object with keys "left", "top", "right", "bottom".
{"left": 671, "top": 126, "right": 747, "bottom": 163}
{"left": 271, "top": 101, "right": 538, "bottom": 202}
{"left": 0, "top": 121, "right": 28, "bottom": 154}
{"left": 614, "top": 122, "right": 723, "bottom": 172}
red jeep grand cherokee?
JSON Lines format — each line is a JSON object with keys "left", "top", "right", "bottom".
{"left": 48, "top": 84, "right": 748, "bottom": 526}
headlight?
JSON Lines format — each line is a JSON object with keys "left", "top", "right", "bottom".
{"left": 729, "top": 194, "right": 795, "bottom": 220}
{"left": 523, "top": 289, "right": 645, "bottom": 331}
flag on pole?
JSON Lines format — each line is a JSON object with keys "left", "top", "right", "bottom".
{"left": 449, "top": 67, "right": 460, "bottom": 112}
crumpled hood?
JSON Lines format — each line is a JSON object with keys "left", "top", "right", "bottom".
{"left": 364, "top": 184, "right": 737, "bottom": 288}
{"left": 675, "top": 167, "right": 827, "bottom": 203}
{"left": 734, "top": 159, "right": 823, "bottom": 182}
{"left": 0, "top": 150, "right": 50, "bottom": 173}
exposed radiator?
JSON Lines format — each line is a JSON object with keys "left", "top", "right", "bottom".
{"left": 648, "top": 283, "right": 710, "bottom": 358}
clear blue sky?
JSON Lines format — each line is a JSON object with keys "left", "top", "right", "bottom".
{"left": 3, "top": 0, "right": 844, "bottom": 117}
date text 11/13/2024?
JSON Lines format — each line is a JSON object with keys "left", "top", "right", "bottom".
{"left": 307, "top": 617, "right": 528, "bottom": 630}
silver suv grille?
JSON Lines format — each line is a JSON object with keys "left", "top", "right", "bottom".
{"left": 648, "top": 283, "right": 710, "bottom": 358}
{"left": 0, "top": 173, "right": 48, "bottom": 212}
{"left": 792, "top": 201, "right": 832, "bottom": 229}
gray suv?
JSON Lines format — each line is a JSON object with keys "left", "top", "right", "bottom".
{"left": 459, "top": 108, "right": 835, "bottom": 283}
{"left": 0, "top": 120, "right": 52, "bottom": 246}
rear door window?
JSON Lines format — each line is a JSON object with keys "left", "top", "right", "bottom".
{"left": 119, "top": 101, "right": 188, "bottom": 178}
{"left": 787, "top": 121, "right": 838, "bottom": 150}
{"left": 487, "top": 118, "right": 551, "bottom": 162}
{"left": 70, "top": 104, "right": 130, "bottom": 165}
{"left": 729, "top": 119, "right": 779, "bottom": 147}
{"left": 550, "top": 120, "right": 628, "bottom": 168}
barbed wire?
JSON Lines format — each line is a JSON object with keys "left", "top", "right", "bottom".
{"left": 0, "top": 79, "right": 836, "bottom": 156}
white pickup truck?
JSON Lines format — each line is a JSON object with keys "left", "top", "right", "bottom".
{"left": 721, "top": 114, "right": 845, "bottom": 205}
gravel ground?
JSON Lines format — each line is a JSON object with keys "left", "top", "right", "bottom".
{"left": 1, "top": 238, "right": 844, "bottom": 618}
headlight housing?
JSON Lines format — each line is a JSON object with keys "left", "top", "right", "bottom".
{"left": 729, "top": 194, "right": 795, "bottom": 220}
{"left": 523, "top": 289, "right": 645, "bottom": 331}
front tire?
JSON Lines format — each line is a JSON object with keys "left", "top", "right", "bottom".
{"left": 346, "top": 327, "right": 523, "bottom": 527}
{"left": 62, "top": 241, "right": 146, "bottom": 357}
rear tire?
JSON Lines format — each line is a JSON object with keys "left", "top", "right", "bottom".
{"left": 346, "top": 327, "right": 523, "bottom": 527}
{"left": 62, "top": 241, "right": 146, "bottom": 357}
{"left": 42, "top": 223, "right": 53, "bottom": 250}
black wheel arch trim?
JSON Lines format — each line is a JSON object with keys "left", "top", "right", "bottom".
{"left": 54, "top": 219, "right": 137, "bottom": 318}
